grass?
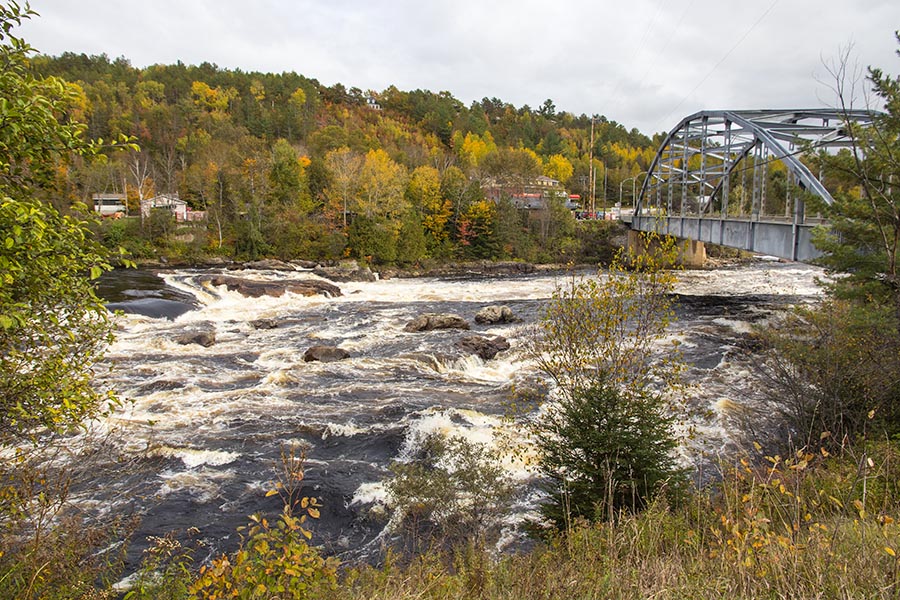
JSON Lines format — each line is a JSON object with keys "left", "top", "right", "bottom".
{"left": 11, "top": 439, "right": 900, "bottom": 599}
{"left": 312, "top": 440, "right": 900, "bottom": 600}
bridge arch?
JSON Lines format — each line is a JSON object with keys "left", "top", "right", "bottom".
{"left": 631, "top": 109, "right": 878, "bottom": 261}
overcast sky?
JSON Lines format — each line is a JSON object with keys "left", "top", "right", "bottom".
{"left": 18, "top": 0, "right": 900, "bottom": 135}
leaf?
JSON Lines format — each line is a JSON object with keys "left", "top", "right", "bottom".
{"left": 265, "top": 489, "right": 278, "bottom": 497}
{"left": 308, "top": 507, "right": 320, "bottom": 519}
{"left": 886, "top": 546, "right": 896, "bottom": 557}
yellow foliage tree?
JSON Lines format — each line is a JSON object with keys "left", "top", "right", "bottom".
{"left": 544, "top": 154, "right": 574, "bottom": 184}
{"left": 456, "top": 131, "right": 497, "bottom": 169}
{"left": 407, "top": 165, "right": 452, "bottom": 242}
{"left": 356, "top": 148, "right": 408, "bottom": 221}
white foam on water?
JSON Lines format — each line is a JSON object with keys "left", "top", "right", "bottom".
{"left": 398, "top": 407, "right": 538, "bottom": 482}
{"left": 433, "top": 353, "right": 526, "bottom": 384}
{"left": 711, "top": 317, "right": 755, "bottom": 335}
{"left": 351, "top": 481, "right": 387, "bottom": 506}
{"left": 323, "top": 422, "right": 369, "bottom": 438}
{"left": 150, "top": 446, "right": 240, "bottom": 467}
{"left": 675, "top": 260, "right": 825, "bottom": 298}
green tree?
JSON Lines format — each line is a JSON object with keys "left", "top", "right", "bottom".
{"left": 0, "top": 5, "right": 135, "bottom": 598}
{"left": 395, "top": 209, "right": 427, "bottom": 265}
{"left": 529, "top": 235, "right": 686, "bottom": 528}
{"left": 812, "top": 34, "right": 900, "bottom": 313}
{"left": 348, "top": 215, "right": 397, "bottom": 265}
{"left": 268, "top": 138, "right": 311, "bottom": 212}
{"left": 752, "top": 34, "right": 900, "bottom": 450}
{"left": 0, "top": 2, "right": 128, "bottom": 443}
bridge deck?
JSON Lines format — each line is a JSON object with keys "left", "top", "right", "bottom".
{"left": 626, "top": 214, "right": 822, "bottom": 262}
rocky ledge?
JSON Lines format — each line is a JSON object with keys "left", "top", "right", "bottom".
{"left": 200, "top": 275, "right": 342, "bottom": 298}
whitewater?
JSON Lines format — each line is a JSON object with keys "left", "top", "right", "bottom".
{"left": 87, "top": 259, "right": 822, "bottom": 566}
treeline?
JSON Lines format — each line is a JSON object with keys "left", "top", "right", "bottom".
{"left": 33, "top": 52, "right": 657, "bottom": 264}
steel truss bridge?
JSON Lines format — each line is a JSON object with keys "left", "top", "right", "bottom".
{"left": 626, "top": 109, "right": 877, "bottom": 262}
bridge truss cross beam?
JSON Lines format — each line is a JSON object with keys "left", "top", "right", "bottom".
{"left": 632, "top": 109, "right": 878, "bottom": 262}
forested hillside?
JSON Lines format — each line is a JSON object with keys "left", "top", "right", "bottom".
{"left": 34, "top": 53, "right": 658, "bottom": 264}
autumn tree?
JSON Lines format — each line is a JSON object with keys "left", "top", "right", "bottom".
{"left": 323, "top": 146, "right": 362, "bottom": 228}
{"left": 356, "top": 148, "right": 408, "bottom": 219}
{"left": 543, "top": 153, "right": 574, "bottom": 185}
{"left": 0, "top": 2, "right": 129, "bottom": 442}
{"left": 406, "top": 165, "right": 451, "bottom": 254}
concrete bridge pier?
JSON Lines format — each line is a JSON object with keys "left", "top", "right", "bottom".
{"left": 626, "top": 229, "right": 706, "bottom": 268}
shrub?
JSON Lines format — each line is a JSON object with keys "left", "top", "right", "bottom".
{"left": 386, "top": 433, "right": 514, "bottom": 552}
{"left": 751, "top": 299, "right": 900, "bottom": 451}
{"left": 189, "top": 446, "right": 338, "bottom": 599}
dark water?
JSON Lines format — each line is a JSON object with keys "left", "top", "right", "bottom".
{"left": 96, "top": 269, "right": 198, "bottom": 319}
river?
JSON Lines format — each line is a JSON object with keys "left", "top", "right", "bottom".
{"left": 86, "top": 259, "right": 822, "bottom": 570}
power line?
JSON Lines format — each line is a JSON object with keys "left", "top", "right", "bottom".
{"left": 651, "top": 0, "right": 780, "bottom": 134}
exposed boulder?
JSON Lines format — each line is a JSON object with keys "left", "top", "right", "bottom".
{"left": 474, "top": 305, "right": 518, "bottom": 325}
{"left": 313, "top": 260, "right": 377, "bottom": 282}
{"left": 456, "top": 335, "right": 510, "bottom": 360}
{"left": 176, "top": 330, "right": 216, "bottom": 347}
{"left": 250, "top": 318, "right": 279, "bottom": 330}
{"left": 404, "top": 313, "right": 470, "bottom": 333}
{"left": 303, "top": 345, "right": 351, "bottom": 363}
{"left": 201, "top": 275, "right": 341, "bottom": 298}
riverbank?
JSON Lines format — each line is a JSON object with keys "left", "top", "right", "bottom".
{"left": 131, "top": 248, "right": 756, "bottom": 282}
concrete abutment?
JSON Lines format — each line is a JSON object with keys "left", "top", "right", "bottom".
{"left": 626, "top": 229, "right": 706, "bottom": 268}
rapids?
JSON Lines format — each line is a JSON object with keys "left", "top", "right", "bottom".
{"left": 88, "top": 259, "right": 822, "bottom": 568}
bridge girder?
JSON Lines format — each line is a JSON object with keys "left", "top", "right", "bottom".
{"left": 636, "top": 109, "right": 877, "bottom": 218}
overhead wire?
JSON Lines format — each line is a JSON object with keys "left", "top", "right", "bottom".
{"left": 650, "top": 0, "right": 781, "bottom": 134}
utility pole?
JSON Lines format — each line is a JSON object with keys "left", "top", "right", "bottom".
{"left": 603, "top": 167, "right": 608, "bottom": 218}
{"left": 589, "top": 116, "right": 595, "bottom": 216}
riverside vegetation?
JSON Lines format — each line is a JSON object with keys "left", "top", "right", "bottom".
{"left": 5, "top": 1, "right": 900, "bottom": 596}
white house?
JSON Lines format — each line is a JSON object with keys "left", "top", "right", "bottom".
{"left": 141, "top": 192, "right": 194, "bottom": 221}
{"left": 92, "top": 193, "right": 127, "bottom": 216}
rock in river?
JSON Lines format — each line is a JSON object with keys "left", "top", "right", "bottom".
{"left": 404, "top": 313, "right": 470, "bottom": 332}
{"left": 176, "top": 330, "right": 216, "bottom": 347}
{"left": 303, "top": 345, "right": 351, "bottom": 363}
{"left": 474, "top": 305, "right": 518, "bottom": 324}
{"left": 456, "top": 335, "right": 510, "bottom": 360}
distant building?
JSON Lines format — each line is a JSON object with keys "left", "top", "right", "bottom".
{"left": 365, "top": 95, "right": 382, "bottom": 110}
{"left": 92, "top": 193, "right": 127, "bottom": 217}
{"left": 141, "top": 193, "right": 206, "bottom": 222}
{"left": 482, "top": 175, "right": 578, "bottom": 210}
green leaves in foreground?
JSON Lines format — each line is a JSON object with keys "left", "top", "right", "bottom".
{"left": 0, "top": 196, "right": 117, "bottom": 442}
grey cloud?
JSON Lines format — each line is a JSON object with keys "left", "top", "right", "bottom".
{"left": 19, "top": 0, "right": 900, "bottom": 134}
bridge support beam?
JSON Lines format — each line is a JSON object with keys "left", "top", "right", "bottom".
{"left": 626, "top": 229, "right": 706, "bottom": 268}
